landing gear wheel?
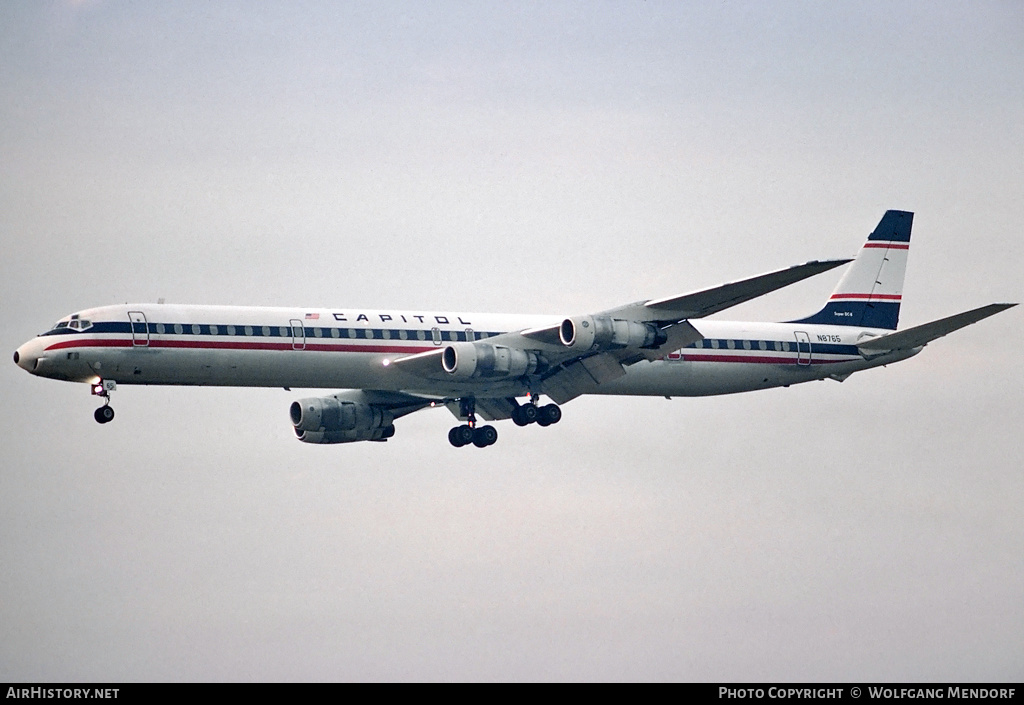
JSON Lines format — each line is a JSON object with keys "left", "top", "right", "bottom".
{"left": 536, "top": 403, "right": 561, "bottom": 427}
{"left": 512, "top": 404, "right": 538, "bottom": 426}
{"left": 472, "top": 425, "right": 498, "bottom": 448}
{"left": 94, "top": 406, "right": 115, "bottom": 424}
{"left": 448, "top": 424, "right": 474, "bottom": 447}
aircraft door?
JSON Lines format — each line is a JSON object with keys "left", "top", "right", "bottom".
{"left": 794, "top": 331, "right": 811, "bottom": 366}
{"left": 128, "top": 311, "right": 149, "bottom": 347}
{"left": 290, "top": 319, "right": 306, "bottom": 350}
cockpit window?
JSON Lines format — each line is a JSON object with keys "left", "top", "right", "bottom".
{"left": 49, "top": 318, "right": 92, "bottom": 332}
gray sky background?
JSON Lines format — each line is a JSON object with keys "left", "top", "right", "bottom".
{"left": 2, "top": 1, "right": 1022, "bottom": 681}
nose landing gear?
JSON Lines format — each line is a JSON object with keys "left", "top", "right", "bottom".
{"left": 94, "top": 405, "right": 115, "bottom": 424}
{"left": 91, "top": 379, "right": 116, "bottom": 424}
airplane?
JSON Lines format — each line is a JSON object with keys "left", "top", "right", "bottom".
{"left": 13, "top": 210, "right": 1016, "bottom": 448}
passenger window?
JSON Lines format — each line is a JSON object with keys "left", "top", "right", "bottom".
{"left": 174, "top": 324, "right": 184, "bottom": 335}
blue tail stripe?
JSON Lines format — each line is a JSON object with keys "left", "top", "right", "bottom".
{"left": 794, "top": 301, "right": 901, "bottom": 329}
{"left": 868, "top": 210, "right": 913, "bottom": 242}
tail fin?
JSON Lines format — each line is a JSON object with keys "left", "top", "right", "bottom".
{"left": 792, "top": 210, "right": 913, "bottom": 330}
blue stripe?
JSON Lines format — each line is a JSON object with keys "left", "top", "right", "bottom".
{"left": 683, "top": 339, "right": 861, "bottom": 356}
{"left": 41, "top": 321, "right": 505, "bottom": 341}
{"left": 792, "top": 301, "right": 900, "bottom": 330}
{"left": 868, "top": 210, "right": 913, "bottom": 243}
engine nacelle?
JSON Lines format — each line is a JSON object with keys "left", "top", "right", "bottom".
{"left": 559, "top": 316, "right": 667, "bottom": 351}
{"left": 290, "top": 395, "right": 395, "bottom": 444}
{"left": 442, "top": 342, "right": 540, "bottom": 379}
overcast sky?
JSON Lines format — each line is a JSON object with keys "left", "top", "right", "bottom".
{"left": 2, "top": 1, "right": 1022, "bottom": 681}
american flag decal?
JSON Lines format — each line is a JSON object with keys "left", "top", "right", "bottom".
{"left": 305, "top": 313, "right": 319, "bottom": 320}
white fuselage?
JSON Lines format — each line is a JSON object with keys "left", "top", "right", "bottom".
{"left": 14, "top": 303, "right": 917, "bottom": 399}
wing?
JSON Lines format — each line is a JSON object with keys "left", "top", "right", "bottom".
{"left": 391, "top": 258, "right": 851, "bottom": 403}
{"left": 603, "top": 258, "right": 853, "bottom": 322}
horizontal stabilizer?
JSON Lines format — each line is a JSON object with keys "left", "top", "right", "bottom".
{"left": 639, "top": 258, "right": 851, "bottom": 321}
{"left": 857, "top": 303, "right": 1017, "bottom": 352}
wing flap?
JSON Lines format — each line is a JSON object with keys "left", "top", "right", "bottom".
{"left": 541, "top": 360, "right": 601, "bottom": 404}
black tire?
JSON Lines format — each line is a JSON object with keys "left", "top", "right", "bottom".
{"left": 538, "top": 404, "right": 561, "bottom": 426}
{"left": 449, "top": 424, "right": 474, "bottom": 447}
{"left": 94, "top": 406, "right": 115, "bottom": 424}
{"left": 521, "top": 404, "right": 539, "bottom": 424}
{"left": 472, "top": 425, "right": 498, "bottom": 448}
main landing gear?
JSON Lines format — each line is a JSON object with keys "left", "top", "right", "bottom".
{"left": 448, "top": 396, "right": 561, "bottom": 448}
{"left": 91, "top": 379, "right": 116, "bottom": 424}
{"left": 512, "top": 399, "right": 561, "bottom": 427}
{"left": 448, "top": 398, "right": 497, "bottom": 448}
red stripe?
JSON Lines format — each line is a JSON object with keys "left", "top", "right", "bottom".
{"left": 45, "top": 339, "right": 131, "bottom": 351}
{"left": 863, "top": 242, "right": 910, "bottom": 249}
{"left": 829, "top": 293, "right": 902, "bottom": 301}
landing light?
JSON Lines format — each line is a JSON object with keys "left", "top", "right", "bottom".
{"left": 382, "top": 359, "right": 391, "bottom": 367}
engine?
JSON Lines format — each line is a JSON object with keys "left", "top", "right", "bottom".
{"left": 558, "top": 315, "right": 667, "bottom": 351}
{"left": 441, "top": 342, "right": 540, "bottom": 379}
{"left": 290, "top": 395, "right": 395, "bottom": 444}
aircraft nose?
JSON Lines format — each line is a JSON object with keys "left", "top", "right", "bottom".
{"left": 14, "top": 342, "right": 40, "bottom": 373}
